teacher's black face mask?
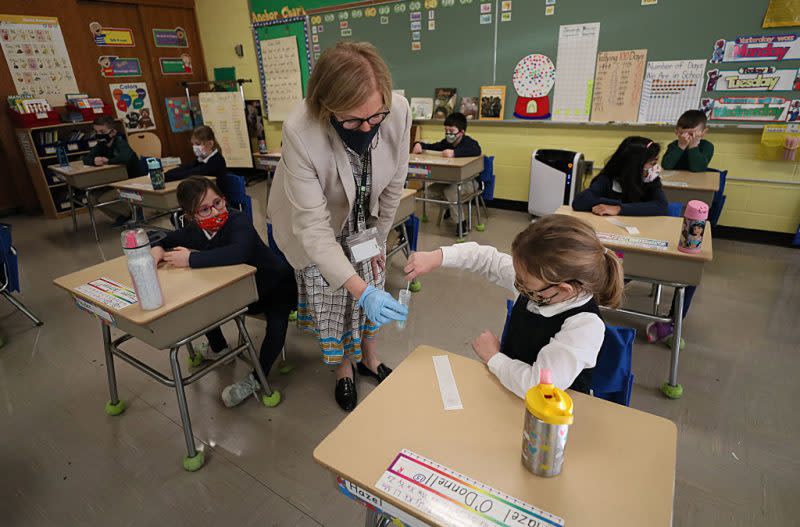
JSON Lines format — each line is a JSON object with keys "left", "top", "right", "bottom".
{"left": 330, "top": 116, "right": 380, "bottom": 155}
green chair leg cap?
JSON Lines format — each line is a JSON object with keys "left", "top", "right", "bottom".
{"left": 187, "top": 353, "right": 204, "bottom": 368}
{"left": 288, "top": 310, "right": 298, "bottom": 322}
{"left": 455, "top": 237, "right": 466, "bottom": 244}
{"left": 183, "top": 451, "right": 205, "bottom": 472}
{"left": 409, "top": 280, "right": 422, "bottom": 293}
{"left": 262, "top": 390, "right": 282, "bottom": 407}
{"left": 475, "top": 223, "right": 486, "bottom": 232}
{"left": 278, "top": 361, "right": 295, "bottom": 375}
{"left": 421, "top": 214, "right": 429, "bottom": 223}
{"left": 105, "top": 400, "right": 126, "bottom": 416}
{"left": 661, "top": 382, "right": 683, "bottom": 399}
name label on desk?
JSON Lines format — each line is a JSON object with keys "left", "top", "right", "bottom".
{"left": 75, "top": 277, "right": 138, "bottom": 310}
{"left": 408, "top": 165, "right": 431, "bottom": 177}
{"left": 597, "top": 232, "right": 669, "bottom": 251}
{"left": 119, "top": 190, "right": 143, "bottom": 202}
{"left": 661, "top": 181, "right": 689, "bottom": 187}
{"left": 74, "top": 296, "right": 115, "bottom": 325}
{"left": 375, "top": 450, "right": 564, "bottom": 527}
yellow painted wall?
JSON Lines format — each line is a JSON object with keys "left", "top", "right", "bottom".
{"left": 195, "top": 0, "right": 800, "bottom": 234}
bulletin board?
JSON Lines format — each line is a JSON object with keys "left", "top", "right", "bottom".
{"left": 252, "top": 17, "right": 311, "bottom": 120}
{"left": 305, "top": 0, "right": 799, "bottom": 126}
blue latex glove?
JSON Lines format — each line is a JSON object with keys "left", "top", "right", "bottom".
{"left": 357, "top": 285, "right": 408, "bottom": 327}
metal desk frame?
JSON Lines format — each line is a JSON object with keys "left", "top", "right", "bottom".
{"left": 407, "top": 173, "right": 484, "bottom": 240}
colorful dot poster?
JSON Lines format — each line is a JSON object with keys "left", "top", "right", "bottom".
{"left": 164, "top": 96, "right": 201, "bottom": 133}
{"left": 109, "top": 82, "right": 156, "bottom": 131}
{"left": 512, "top": 53, "right": 555, "bottom": 119}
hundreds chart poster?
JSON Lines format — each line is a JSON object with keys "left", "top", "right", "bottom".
{"left": 198, "top": 92, "right": 253, "bottom": 168}
{"left": 0, "top": 15, "right": 79, "bottom": 107}
{"left": 552, "top": 22, "right": 600, "bottom": 122}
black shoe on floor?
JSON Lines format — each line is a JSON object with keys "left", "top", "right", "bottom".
{"left": 443, "top": 209, "right": 451, "bottom": 220}
{"left": 356, "top": 362, "right": 393, "bottom": 384}
{"left": 455, "top": 220, "right": 469, "bottom": 237}
{"left": 335, "top": 364, "right": 357, "bottom": 411}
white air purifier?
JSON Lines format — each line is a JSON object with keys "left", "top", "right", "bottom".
{"left": 528, "top": 149, "right": 584, "bottom": 217}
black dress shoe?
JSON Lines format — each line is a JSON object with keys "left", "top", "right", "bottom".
{"left": 356, "top": 362, "right": 393, "bottom": 384}
{"left": 455, "top": 220, "right": 469, "bottom": 237}
{"left": 335, "top": 364, "right": 357, "bottom": 411}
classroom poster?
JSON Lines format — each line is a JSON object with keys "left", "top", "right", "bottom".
{"left": 479, "top": 85, "right": 506, "bottom": 120}
{"left": 552, "top": 22, "right": 600, "bottom": 122}
{"left": 97, "top": 56, "right": 141, "bottom": 77}
{"left": 0, "top": 14, "right": 79, "bottom": 107}
{"left": 590, "top": 49, "right": 647, "bottom": 123}
{"left": 410, "top": 97, "right": 433, "bottom": 119}
{"left": 638, "top": 60, "right": 706, "bottom": 124}
{"left": 164, "top": 96, "right": 201, "bottom": 133}
{"left": 702, "top": 96, "right": 794, "bottom": 122}
{"left": 705, "top": 66, "right": 799, "bottom": 92}
{"left": 198, "top": 92, "right": 253, "bottom": 168}
{"left": 159, "top": 54, "right": 192, "bottom": 75}
{"left": 260, "top": 36, "right": 303, "bottom": 121}
{"left": 89, "top": 22, "right": 134, "bottom": 46}
{"left": 711, "top": 34, "right": 800, "bottom": 63}
{"left": 152, "top": 27, "right": 188, "bottom": 48}
{"left": 109, "top": 82, "right": 156, "bottom": 131}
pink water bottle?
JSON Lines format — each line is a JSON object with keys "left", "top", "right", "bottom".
{"left": 678, "top": 200, "right": 709, "bottom": 254}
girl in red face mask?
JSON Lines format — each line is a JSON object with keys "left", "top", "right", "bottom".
{"left": 151, "top": 176, "right": 298, "bottom": 408}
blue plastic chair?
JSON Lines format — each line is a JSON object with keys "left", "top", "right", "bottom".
{"left": 404, "top": 214, "right": 420, "bottom": 252}
{"left": 480, "top": 155, "right": 496, "bottom": 202}
{"left": 707, "top": 169, "right": 727, "bottom": 227}
{"left": 499, "top": 299, "right": 634, "bottom": 406}
{"left": 0, "top": 223, "right": 42, "bottom": 327}
{"left": 592, "top": 325, "right": 635, "bottom": 406}
{"left": 217, "top": 172, "right": 252, "bottom": 222}
{"left": 667, "top": 201, "right": 683, "bottom": 218}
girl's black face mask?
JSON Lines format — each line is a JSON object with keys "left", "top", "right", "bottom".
{"left": 329, "top": 116, "right": 380, "bottom": 155}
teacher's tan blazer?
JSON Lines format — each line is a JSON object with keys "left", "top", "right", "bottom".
{"left": 267, "top": 92, "right": 411, "bottom": 290}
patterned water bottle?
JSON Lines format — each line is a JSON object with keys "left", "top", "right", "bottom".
{"left": 521, "top": 369, "right": 574, "bottom": 477}
{"left": 678, "top": 200, "right": 709, "bottom": 254}
{"left": 121, "top": 229, "right": 163, "bottom": 310}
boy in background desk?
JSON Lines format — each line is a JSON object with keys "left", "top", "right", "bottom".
{"left": 661, "top": 110, "right": 714, "bottom": 172}
{"left": 81, "top": 115, "right": 145, "bottom": 227}
{"left": 412, "top": 112, "right": 482, "bottom": 235}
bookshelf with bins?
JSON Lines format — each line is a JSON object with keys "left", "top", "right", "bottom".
{"left": 14, "top": 120, "right": 127, "bottom": 219}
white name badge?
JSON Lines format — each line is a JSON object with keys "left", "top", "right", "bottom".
{"left": 346, "top": 227, "right": 381, "bottom": 263}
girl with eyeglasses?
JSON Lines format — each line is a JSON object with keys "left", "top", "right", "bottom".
{"left": 404, "top": 214, "right": 624, "bottom": 398}
{"left": 151, "top": 177, "right": 297, "bottom": 408}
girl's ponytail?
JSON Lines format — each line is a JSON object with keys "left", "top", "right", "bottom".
{"left": 596, "top": 250, "right": 624, "bottom": 309}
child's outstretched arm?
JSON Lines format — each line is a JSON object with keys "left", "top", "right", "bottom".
{"left": 404, "top": 242, "right": 515, "bottom": 293}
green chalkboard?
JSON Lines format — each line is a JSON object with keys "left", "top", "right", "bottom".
{"left": 308, "top": 0, "right": 799, "bottom": 125}
{"left": 313, "top": 1, "right": 495, "bottom": 106}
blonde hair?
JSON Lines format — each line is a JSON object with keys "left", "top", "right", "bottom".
{"left": 306, "top": 41, "right": 393, "bottom": 122}
{"left": 511, "top": 215, "right": 624, "bottom": 309}
{"left": 191, "top": 125, "right": 221, "bottom": 154}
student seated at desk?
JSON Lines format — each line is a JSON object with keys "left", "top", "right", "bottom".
{"left": 661, "top": 110, "right": 714, "bottom": 172}
{"left": 81, "top": 115, "right": 145, "bottom": 227}
{"left": 404, "top": 215, "right": 624, "bottom": 397}
{"left": 165, "top": 125, "right": 228, "bottom": 182}
{"left": 572, "top": 136, "right": 668, "bottom": 217}
{"left": 412, "top": 112, "right": 482, "bottom": 235}
{"left": 151, "top": 177, "right": 297, "bottom": 407}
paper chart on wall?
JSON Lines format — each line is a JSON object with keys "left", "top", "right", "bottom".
{"left": 260, "top": 36, "right": 303, "bottom": 122}
{"left": 198, "top": 92, "right": 253, "bottom": 168}
{"left": 590, "top": 49, "right": 647, "bottom": 123}
{"left": 637, "top": 60, "right": 706, "bottom": 124}
{"left": 0, "top": 15, "right": 79, "bottom": 107}
{"left": 552, "top": 22, "right": 600, "bottom": 122}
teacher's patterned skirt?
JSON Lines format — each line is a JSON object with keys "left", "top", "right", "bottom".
{"left": 295, "top": 257, "right": 385, "bottom": 365}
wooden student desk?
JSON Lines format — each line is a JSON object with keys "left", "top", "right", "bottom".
{"left": 659, "top": 169, "right": 719, "bottom": 206}
{"left": 49, "top": 161, "right": 129, "bottom": 242}
{"left": 387, "top": 188, "right": 418, "bottom": 260}
{"left": 53, "top": 256, "right": 280, "bottom": 471}
{"left": 556, "top": 206, "right": 713, "bottom": 398}
{"left": 407, "top": 153, "right": 485, "bottom": 240}
{"left": 253, "top": 151, "right": 282, "bottom": 205}
{"left": 314, "top": 346, "right": 677, "bottom": 527}
{"left": 110, "top": 174, "right": 185, "bottom": 228}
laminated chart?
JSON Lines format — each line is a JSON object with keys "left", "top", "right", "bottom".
{"left": 552, "top": 22, "right": 600, "bottom": 122}
{"left": 638, "top": 60, "right": 706, "bottom": 124}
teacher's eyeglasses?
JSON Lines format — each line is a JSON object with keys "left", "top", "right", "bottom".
{"left": 335, "top": 110, "right": 391, "bottom": 130}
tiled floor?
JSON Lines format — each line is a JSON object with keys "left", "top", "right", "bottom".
{"left": 1, "top": 179, "right": 798, "bottom": 526}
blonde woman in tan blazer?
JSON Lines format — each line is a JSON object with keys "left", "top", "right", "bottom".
{"left": 267, "top": 42, "right": 411, "bottom": 411}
